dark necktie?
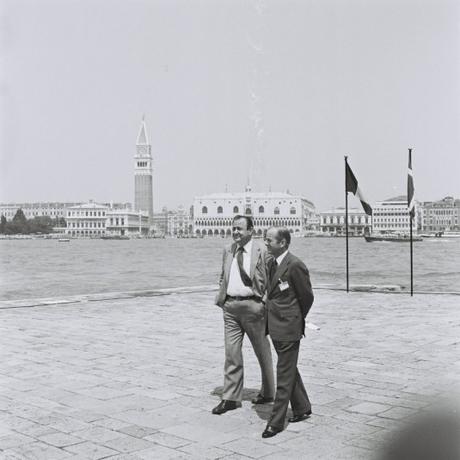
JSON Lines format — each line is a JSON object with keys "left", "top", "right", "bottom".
{"left": 270, "top": 259, "right": 278, "bottom": 283}
{"left": 236, "top": 246, "right": 253, "bottom": 287}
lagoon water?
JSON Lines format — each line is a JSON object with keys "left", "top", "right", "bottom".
{"left": 1, "top": 237, "right": 459, "bottom": 300}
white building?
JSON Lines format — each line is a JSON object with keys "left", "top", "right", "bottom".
{"left": 372, "top": 195, "right": 418, "bottom": 233}
{"left": 152, "top": 206, "right": 193, "bottom": 236}
{"left": 320, "top": 208, "right": 371, "bottom": 236}
{"left": 0, "top": 202, "right": 82, "bottom": 220}
{"left": 105, "top": 210, "right": 150, "bottom": 237}
{"left": 0, "top": 201, "right": 131, "bottom": 222}
{"left": 66, "top": 202, "right": 150, "bottom": 237}
{"left": 65, "top": 202, "right": 109, "bottom": 237}
{"left": 167, "top": 206, "right": 193, "bottom": 236}
{"left": 193, "top": 187, "right": 315, "bottom": 237}
{"left": 419, "top": 196, "right": 460, "bottom": 232}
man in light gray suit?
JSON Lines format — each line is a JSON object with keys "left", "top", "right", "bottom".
{"left": 212, "top": 215, "right": 275, "bottom": 415}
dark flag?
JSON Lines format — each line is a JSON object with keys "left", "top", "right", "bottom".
{"left": 407, "top": 149, "right": 415, "bottom": 219}
{"left": 345, "top": 161, "right": 373, "bottom": 215}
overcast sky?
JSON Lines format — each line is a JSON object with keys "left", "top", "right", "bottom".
{"left": 1, "top": 0, "right": 459, "bottom": 211}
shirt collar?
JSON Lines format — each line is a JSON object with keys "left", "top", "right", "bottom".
{"left": 276, "top": 249, "right": 288, "bottom": 265}
{"left": 240, "top": 238, "right": 252, "bottom": 254}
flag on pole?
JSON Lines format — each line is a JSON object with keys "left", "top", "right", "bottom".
{"left": 407, "top": 149, "right": 415, "bottom": 219}
{"left": 345, "top": 161, "right": 372, "bottom": 215}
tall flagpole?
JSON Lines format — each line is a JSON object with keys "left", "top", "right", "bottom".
{"left": 410, "top": 211, "right": 413, "bottom": 296}
{"left": 345, "top": 156, "right": 349, "bottom": 293}
{"left": 408, "top": 148, "right": 414, "bottom": 296}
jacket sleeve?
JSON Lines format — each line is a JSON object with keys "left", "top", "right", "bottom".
{"left": 260, "top": 245, "right": 272, "bottom": 280}
{"left": 290, "top": 261, "right": 314, "bottom": 318}
{"left": 218, "top": 248, "right": 226, "bottom": 286}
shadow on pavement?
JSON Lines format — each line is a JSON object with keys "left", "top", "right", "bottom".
{"left": 211, "top": 386, "right": 273, "bottom": 420}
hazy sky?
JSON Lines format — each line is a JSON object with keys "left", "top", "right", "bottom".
{"left": 1, "top": 0, "right": 459, "bottom": 211}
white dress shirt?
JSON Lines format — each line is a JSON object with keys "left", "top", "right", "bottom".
{"left": 227, "top": 239, "right": 254, "bottom": 297}
{"left": 275, "top": 249, "right": 289, "bottom": 266}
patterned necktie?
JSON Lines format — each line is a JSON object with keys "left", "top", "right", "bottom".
{"left": 236, "top": 246, "right": 253, "bottom": 287}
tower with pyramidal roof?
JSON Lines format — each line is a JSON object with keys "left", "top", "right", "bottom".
{"left": 134, "top": 116, "right": 154, "bottom": 227}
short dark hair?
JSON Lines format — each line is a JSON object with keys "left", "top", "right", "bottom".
{"left": 233, "top": 214, "right": 254, "bottom": 231}
{"left": 275, "top": 227, "right": 291, "bottom": 246}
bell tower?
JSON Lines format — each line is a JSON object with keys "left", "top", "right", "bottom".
{"left": 134, "top": 116, "right": 154, "bottom": 226}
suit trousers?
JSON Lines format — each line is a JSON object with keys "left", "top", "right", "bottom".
{"left": 222, "top": 298, "right": 275, "bottom": 402}
{"left": 269, "top": 340, "right": 311, "bottom": 430}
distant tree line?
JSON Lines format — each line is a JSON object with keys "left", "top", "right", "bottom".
{"left": 0, "top": 209, "right": 66, "bottom": 234}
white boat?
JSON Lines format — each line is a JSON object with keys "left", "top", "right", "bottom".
{"left": 58, "top": 238, "right": 70, "bottom": 242}
{"left": 364, "top": 232, "right": 423, "bottom": 243}
{"left": 439, "top": 231, "right": 460, "bottom": 238}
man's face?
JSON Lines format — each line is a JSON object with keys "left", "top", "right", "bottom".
{"left": 264, "top": 228, "right": 284, "bottom": 258}
{"left": 232, "top": 218, "right": 252, "bottom": 246}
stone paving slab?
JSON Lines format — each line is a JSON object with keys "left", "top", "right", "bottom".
{"left": 1, "top": 290, "right": 460, "bottom": 459}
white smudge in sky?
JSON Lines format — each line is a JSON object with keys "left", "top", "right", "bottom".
{"left": 247, "top": 0, "right": 267, "bottom": 190}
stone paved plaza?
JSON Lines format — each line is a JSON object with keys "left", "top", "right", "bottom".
{"left": 1, "top": 289, "right": 459, "bottom": 459}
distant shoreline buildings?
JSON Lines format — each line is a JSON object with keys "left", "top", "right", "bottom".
{"left": 1, "top": 118, "right": 459, "bottom": 237}
{"left": 0, "top": 201, "right": 131, "bottom": 221}
{"left": 2, "top": 196, "right": 459, "bottom": 238}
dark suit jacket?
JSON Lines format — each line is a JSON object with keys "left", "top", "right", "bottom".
{"left": 266, "top": 251, "right": 314, "bottom": 341}
{"left": 214, "top": 238, "right": 271, "bottom": 307}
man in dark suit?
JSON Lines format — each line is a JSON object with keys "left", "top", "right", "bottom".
{"left": 212, "top": 215, "right": 275, "bottom": 415}
{"left": 261, "top": 227, "right": 314, "bottom": 438}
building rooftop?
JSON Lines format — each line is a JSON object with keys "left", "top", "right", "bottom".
{"left": 196, "top": 191, "right": 297, "bottom": 199}
{"left": 383, "top": 195, "right": 407, "bottom": 202}
{"left": 195, "top": 190, "right": 314, "bottom": 204}
{"left": 320, "top": 208, "right": 366, "bottom": 214}
{"left": 67, "top": 202, "right": 109, "bottom": 210}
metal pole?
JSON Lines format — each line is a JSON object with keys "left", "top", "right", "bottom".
{"left": 345, "top": 156, "right": 349, "bottom": 293}
{"left": 408, "top": 147, "right": 414, "bottom": 297}
{"left": 410, "top": 214, "right": 413, "bottom": 296}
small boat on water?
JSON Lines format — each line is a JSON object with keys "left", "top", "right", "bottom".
{"left": 437, "top": 231, "right": 460, "bottom": 238}
{"left": 58, "top": 238, "right": 70, "bottom": 242}
{"left": 364, "top": 233, "right": 423, "bottom": 243}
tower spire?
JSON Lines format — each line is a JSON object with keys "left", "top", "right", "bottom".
{"left": 136, "top": 116, "right": 149, "bottom": 145}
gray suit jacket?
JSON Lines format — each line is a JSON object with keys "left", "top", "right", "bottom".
{"left": 266, "top": 252, "right": 314, "bottom": 341}
{"left": 215, "top": 238, "right": 271, "bottom": 307}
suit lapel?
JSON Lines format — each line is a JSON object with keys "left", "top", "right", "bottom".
{"left": 249, "top": 240, "right": 260, "bottom": 278}
{"left": 223, "top": 243, "right": 235, "bottom": 284}
{"left": 268, "top": 252, "right": 291, "bottom": 296}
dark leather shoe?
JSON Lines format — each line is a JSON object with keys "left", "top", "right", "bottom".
{"left": 212, "top": 400, "right": 238, "bottom": 415}
{"left": 262, "top": 425, "right": 282, "bottom": 438}
{"left": 288, "top": 410, "right": 312, "bottom": 423}
{"left": 251, "top": 394, "right": 274, "bottom": 405}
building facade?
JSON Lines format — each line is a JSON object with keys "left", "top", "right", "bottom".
{"left": 419, "top": 196, "right": 460, "bottom": 232}
{"left": 152, "top": 206, "right": 193, "bottom": 236}
{"left": 372, "top": 196, "right": 418, "bottom": 233}
{"left": 0, "top": 201, "right": 131, "bottom": 221}
{"left": 0, "top": 202, "right": 82, "bottom": 220}
{"left": 66, "top": 202, "right": 149, "bottom": 237}
{"left": 134, "top": 117, "right": 154, "bottom": 226}
{"left": 193, "top": 187, "right": 315, "bottom": 237}
{"left": 65, "top": 202, "right": 109, "bottom": 237}
{"left": 320, "top": 208, "right": 371, "bottom": 236}
{"left": 105, "top": 210, "right": 150, "bottom": 236}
